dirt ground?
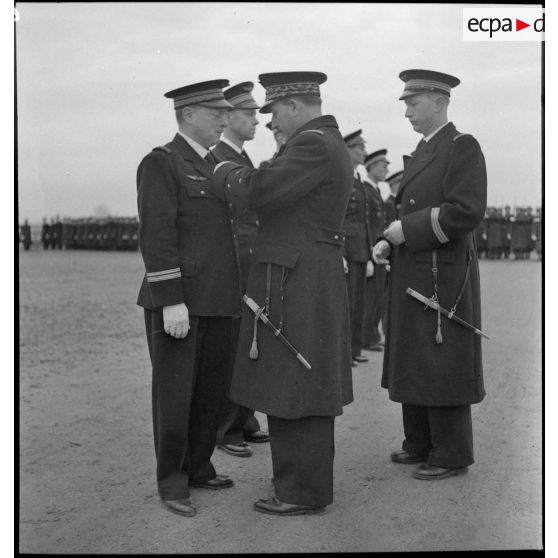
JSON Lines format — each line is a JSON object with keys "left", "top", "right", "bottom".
{"left": 18, "top": 248, "right": 542, "bottom": 553}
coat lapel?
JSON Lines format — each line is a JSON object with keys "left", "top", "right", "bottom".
{"left": 397, "top": 123, "right": 456, "bottom": 198}
{"left": 170, "top": 133, "right": 214, "bottom": 179}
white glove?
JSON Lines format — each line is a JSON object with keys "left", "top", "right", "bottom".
{"left": 163, "top": 303, "right": 190, "bottom": 339}
{"left": 383, "top": 220, "right": 405, "bottom": 246}
{"left": 365, "top": 260, "right": 374, "bottom": 278}
{"left": 373, "top": 240, "right": 391, "bottom": 265}
{"left": 342, "top": 256, "right": 349, "bottom": 274}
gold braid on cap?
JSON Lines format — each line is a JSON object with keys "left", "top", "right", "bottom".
{"left": 265, "top": 82, "right": 320, "bottom": 102}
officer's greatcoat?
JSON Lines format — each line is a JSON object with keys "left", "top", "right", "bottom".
{"left": 382, "top": 123, "right": 487, "bottom": 406}
{"left": 213, "top": 115, "right": 354, "bottom": 419}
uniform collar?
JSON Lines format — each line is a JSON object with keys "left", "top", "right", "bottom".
{"left": 219, "top": 135, "right": 243, "bottom": 155}
{"left": 178, "top": 131, "right": 209, "bottom": 159}
{"left": 424, "top": 121, "right": 451, "bottom": 143}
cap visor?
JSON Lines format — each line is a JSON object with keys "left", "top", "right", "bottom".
{"left": 199, "top": 99, "right": 234, "bottom": 108}
{"left": 259, "top": 100, "right": 273, "bottom": 114}
{"left": 234, "top": 101, "right": 261, "bottom": 110}
{"left": 399, "top": 90, "right": 424, "bottom": 100}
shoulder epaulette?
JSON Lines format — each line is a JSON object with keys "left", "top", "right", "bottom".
{"left": 153, "top": 145, "right": 172, "bottom": 153}
{"left": 300, "top": 129, "right": 324, "bottom": 136}
{"left": 453, "top": 133, "right": 472, "bottom": 142}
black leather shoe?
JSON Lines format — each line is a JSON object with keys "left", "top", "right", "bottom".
{"left": 412, "top": 463, "right": 469, "bottom": 480}
{"left": 254, "top": 496, "right": 325, "bottom": 516}
{"left": 244, "top": 429, "right": 270, "bottom": 443}
{"left": 353, "top": 355, "right": 369, "bottom": 363}
{"left": 218, "top": 443, "right": 253, "bottom": 457}
{"left": 190, "top": 474, "right": 234, "bottom": 490}
{"left": 163, "top": 497, "right": 196, "bottom": 517}
{"left": 390, "top": 449, "right": 428, "bottom": 464}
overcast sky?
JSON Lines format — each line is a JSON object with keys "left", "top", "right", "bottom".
{"left": 15, "top": 2, "right": 542, "bottom": 222}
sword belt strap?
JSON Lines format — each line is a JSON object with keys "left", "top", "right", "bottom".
{"left": 264, "top": 263, "right": 272, "bottom": 315}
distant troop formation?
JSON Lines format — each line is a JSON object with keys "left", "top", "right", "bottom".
{"left": 475, "top": 206, "right": 542, "bottom": 260}
{"left": 19, "top": 216, "right": 140, "bottom": 251}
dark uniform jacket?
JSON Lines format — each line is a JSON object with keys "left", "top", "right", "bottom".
{"left": 343, "top": 175, "right": 375, "bottom": 262}
{"left": 486, "top": 210, "right": 503, "bottom": 251}
{"left": 364, "top": 179, "right": 386, "bottom": 242}
{"left": 136, "top": 133, "right": 240, "bottom": 316}
{"left": 382, "top": 122, "right": 487, "bottom": 407}
{"left": 384, "top": 194, "right": 397, "bottom": 228}
{"left": 212, "top": 115, "right": 354, "bottom": 419}
{"left": 211, "top": 140, "right": 259, "bottom": 292}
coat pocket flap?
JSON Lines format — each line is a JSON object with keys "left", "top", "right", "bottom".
{"left": 180, "top": 257, "right": 197, "bottom": 276}
{"left": 182, "top": 179, "right": 214, "bottom": 198}
{"left": 255, "top": 243, "right": 300, "bottom": 268}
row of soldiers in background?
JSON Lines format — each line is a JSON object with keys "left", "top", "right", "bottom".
{"left": 19, "top": 216, "right": 139, "bottom": 251}
{"left": 475, "top": 206, "right": 542, "bottom": 260}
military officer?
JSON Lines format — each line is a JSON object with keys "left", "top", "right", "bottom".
{"left": 506, "top": 205, "right": 513, "bottom": 260}
{"left": 136, "top": 79, "right": 240, "bottom": 518}
{"left": 374, "top": 69, "right": 487, "bottom": 480}
{"left": 342, "top": 130, "right": 374, "bottom": 366}
{"left": 211, "top": 71, "right": 353, "bottom": 515}
{"left": 20, "top": 219, "right": 32, "bottom": 251}
{"left": 384, "top": 170, "right": 403, "bottom": 228}
{"left": 41, "top": 218, "right": 50, "bottom": 250}
{"left": 212, "top": 82, "right": 270, "bottom": 458}
{"left": 533, "top": 206, "right": 542, "bottom": 260}
{"left": 475, "top": 210, "right": 488, "bottom": 260}
{"left": 362, "top": 149, "right": 389, "bottom": 352}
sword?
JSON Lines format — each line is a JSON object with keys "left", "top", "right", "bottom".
{"left": 243, "top": 295, "right": 312, "bottom": 370}
{"left": 406, "top": 288, "right": 490, "bottom": 340}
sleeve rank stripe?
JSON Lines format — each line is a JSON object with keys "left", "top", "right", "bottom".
{"left": 431, "top": 207, "right": 449, "bottom": 244}
{"left": 147, "top": 271, "right": 181, "bottom": 283}
{"left": 147, "top": 267, "right": 180, "bottom": 277}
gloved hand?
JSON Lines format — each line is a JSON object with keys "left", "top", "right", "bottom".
{"left": 365, "top": 260, "right": 374, "bottom": 278}
{"left": 342, "top": 256, "right": 349, "bottom": 274}
{"left": 383, "top": 220, "right": 405, "bottom": 246}
{"left": 163, "top": 303, "right": 190, "bottom": 339}
{"left": 373, "top": 239, "right": 392, "bottom": 265}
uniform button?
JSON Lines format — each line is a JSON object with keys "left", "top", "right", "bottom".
{"left": 410, "top": 199, "right": 415, "bottom": 205}
{"left": 230, "top": 219, "right": 234, "bottom": 224}
{"left": 228, "top": 203, "right": 233, "bottom": 208}
{"left": 255, "top": 220, "right": 259, "bottom": 226}
{"left": 200, "top": 190, "right": 205, "bottom": 195}
{"left": 396, "top": 204, "right": 401, "bottom": 210}
{"left": 249, "top": 248, "right": 253, "bottom": 254}
{"left": 334, "top": 234, "right": 339, "bottom": 240}
{"left": 227, "top": 184, "right": 231, "bottom": 189}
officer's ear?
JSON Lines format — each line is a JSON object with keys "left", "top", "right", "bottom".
{"left": 432, "top": 94, "right": 449, "bottom": 113}
{"left": 181, "top": 105, "right": 196, "bottom": 124}
{"left": 287, "top": 98, "right": 301, "bottom": 116}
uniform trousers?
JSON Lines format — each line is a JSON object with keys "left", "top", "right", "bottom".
{"left": 345, "top": 260, "right": 367, "bottom": 359}
{"left": 144, "top": 309, "right": 233, "bottom": 500}
{"left": 401, "top": 403, "right": 474, "bottom": 468}
{"left": 217, "top": 316, "right": 261, "bottom": 445}
{"left": 267, "top": 415, "right": 335, "bottom": 508}
{"left": 362, "top": 264, "right": 386, "bottom": 347}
